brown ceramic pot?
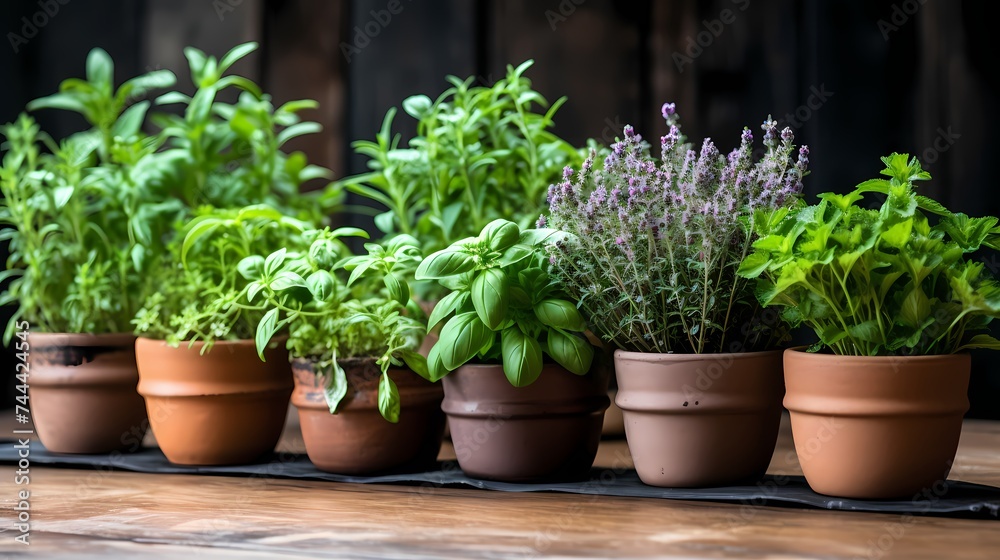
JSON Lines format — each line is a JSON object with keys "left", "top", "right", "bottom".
{"left": 27, "top": 333, "right": 147, "bottom": 454}
{"left": 135, "top": 338, "right": 292, "bottom": 465}
{"left": 442, "top": 364, "right": 610, "bottom": 482}
{"left": 784, "top": 348, "right": 970, "bottom": 499}
{"left": 615, "top": 350, "right": 784, "bottom": 487}
{"left": 292, "top": 358, "right": 445, "bottom": 474}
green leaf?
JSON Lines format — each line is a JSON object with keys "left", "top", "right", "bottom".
{"left": 501, "top": 326, "right": 543, "bottom": 387}
{"left": 277, "top": 122, "right": 322, "bottom": 146}
{"left": 264, "top": 248, "right": 288, "bottom": 277}
{"left": 323, "top": 358, "right": 349, "bottom": 414}
{"left": 400, "top": 348, "right": 430, "bottom": 381}
{"left": 426, "top": 344, "right": 450, "bottom": 382}
{"left": 402, "top": 94, "right": 433, "bottom": 119}
{"left": 518, "top": 228, "right": 567, "bottom": 247}
{"left": 180, "top": 220, "right": 220, "bottom": 267}
{"left": 471, "top": 269, "right": 509, "bottom": 330}
{"left": 547, "top": 329, "right": 594, "bottom": 376}
{"left": 481, "top": 219, "right": 520, "bottom": 251}
{"left": 957, "top": 334, "right": 1000, "bottom": 351}
{"left": 880, "top": 219, "right": 912, "bottom": 248}
{"left": 534, "top": 299, "right": 586, "bottom": 331}
{"left": 498, "top": 244, "right": 534, "bottom": 267}
{"left": 437, "top": 312, "right": 493, "bottom": 370}
{"left": 255, "top": 308, "right": 280, "bottom": 360}
{"left": 237, "top": 256, "right": 266, "bottom": 280}
{"left": 306, "top": 270, "right": 336, "bottom": 301}
{"left": 378, "top": 372, "right": 401, "bottom": 423}
{"left": 737, "top": 252, "right": 772, "bottom": 278}
{"left": 111, "top": 101, "right": 150, "bottom": 137}
{"left": 270, "top": 271, "right": 307, "bottom": 291}
{"left": 219, "top": 42, "right": 258, "bottom": 73}
{"left": 415, "top": 249, "right": 475, "bottom": 279}
{"left": 428, "top": 290, "right": 466, "bottom": 331}
{"left": 86, "top": 48, "right": 114, "bottom": 92}
{"left": 27, "top": 93, "right": 88, "bottom": 115}
{"left": 384, "top": 272, "right": 410, "bottom": 305}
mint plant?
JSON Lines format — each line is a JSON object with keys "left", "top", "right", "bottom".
{"left": 249, "top": 231, "right": 428, "bottom": 423}
{"left": 340, "top": 61, "right": 582, "bottom": 274}
{"left": 738, "top": 153, "right": 1000, "bottom": 356}
{"left": 415, "top": 219, "right": 594, "bottom": 386}
{"left": 1, "top": 49, "right": 179, "bottom": 342}
{"left": 544, "top": 104, "right": 808, "bottom": 354}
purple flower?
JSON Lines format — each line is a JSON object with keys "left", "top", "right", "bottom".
{"left": 536, "top": 215, "right": 547, "bottom": 228}
{"left": 563, "top": 166, "right": 574, "bottom": 179}
{"left": 661, "top": 103, "right": 676, "bottom": 119}
{"left": 624, "top": 125, "right": 636, "bottom": 138}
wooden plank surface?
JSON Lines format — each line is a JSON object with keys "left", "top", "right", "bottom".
{"left": 1, "top": 412, "right": 998, "bottom": 559}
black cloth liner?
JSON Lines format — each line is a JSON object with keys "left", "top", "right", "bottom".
{"left": 4, "top": 441, "right": 999, "bottom": 519}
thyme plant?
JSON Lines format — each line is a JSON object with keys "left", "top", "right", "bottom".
{"left": 544, "top": 104, "right": 808, "bottom": 354}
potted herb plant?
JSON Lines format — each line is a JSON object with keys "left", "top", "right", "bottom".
{"left": 129, "top": 43, "right": 339, "bottom": 466}
{"left": 739, "top": 153, "right": 1000, "bottom": 498}
{"left": 0, "top": 49, "right": 177, "bottom": 454}
{"left": 543, "top": 104, "right": 808, "bottom": 487}
{"left": 132, "top": 207, "right": 307, "bottom": 465}
{"left": 415, "top": 219, "right": 608, "bottom": 482}
{"left": 250, "top": 230, "right": 445, "bottom": 474}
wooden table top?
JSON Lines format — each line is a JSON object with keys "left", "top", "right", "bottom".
{"left": 2, "top": 412, "right": 998, "bottom": 559}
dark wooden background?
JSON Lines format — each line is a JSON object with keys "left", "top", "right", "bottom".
{"left": 2, "top": 0, "right": 999, "bottom": 417}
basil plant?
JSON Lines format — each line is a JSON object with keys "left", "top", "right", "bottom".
{"left": 415, "top": 219, "right": 595, "bottom": 386}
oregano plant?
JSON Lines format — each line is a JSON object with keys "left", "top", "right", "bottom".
{"left": 739, "top": 153, "right": 1000, "bottom": 356}
{"left": 415, "top": 219, "right": 595, "bottom": 386}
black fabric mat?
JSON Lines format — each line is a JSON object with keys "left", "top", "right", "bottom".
{"left": 4, "top": 441, "right": 999, "bottom": 519}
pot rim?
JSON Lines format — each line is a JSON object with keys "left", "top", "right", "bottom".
{"left": 135, "top": 336, "right": 287, "bottom": 351}
{"left": 29, "top": 332, "right": 137, "bottom": 346}
{"left": 614, "top": 348, "right": 783, "bottom": 362}
{"left": 784, "top": 346, "right": 970, "bottom": 363}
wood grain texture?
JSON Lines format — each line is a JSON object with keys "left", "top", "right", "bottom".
{"left": 1, "top": 413, "right": 998, "bottom": 559}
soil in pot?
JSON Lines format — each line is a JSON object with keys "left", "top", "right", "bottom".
{"left": 28, "top": 333, "right": 147, "bottom": 454}
{"left": 292, "top": 358, "right": 445, "bottom": 474}
{"left": 614, "top": 350, "right": 784, "bottom": 488}
{"left": 135, "top": 338, "right": 292, "bottom": 466}
{"left": 442, "top": 364, "right": 610, "bottom": 482}
{"left": 784, "top": 348, "right": 970, "bottom": 499}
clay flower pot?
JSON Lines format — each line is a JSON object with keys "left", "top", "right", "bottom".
{"left": 292, "top": 358, "right": 445, "bottom": 474}
{"left": 614, "top": 350, "right": 784, "bottom": 487}
{"left": 442, "top": 364, "right": 610, "bottom": 482}
{"left": 28, "top": 333, "right": 147, "bottom": 454}
{"left": 784, "top": 348, "right": 970, "bottom": 499}
{"left": 135, "top": 338, "right": 292, "bottom": 465}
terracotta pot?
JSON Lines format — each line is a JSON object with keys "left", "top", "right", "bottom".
{"left": 292, "top": 358, "right": 445, "bottom": 474}
{"left": 615, "top": 350, "right": 784, "bottom": 487}
{"left": 442, "top": 364, "right": 610, "bottom": 482}
{"left": 27, "top": 333, "right": 147, "bottom": 454}
{"left": 135, "top": 338, "right": 292, "bottom": 465}
{"left": 784, "top": 348, "right": 970, "bottom": 499}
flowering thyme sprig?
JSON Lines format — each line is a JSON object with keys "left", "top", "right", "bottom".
{"left": 543, "top": 103, "right": 808, "bottom": 354}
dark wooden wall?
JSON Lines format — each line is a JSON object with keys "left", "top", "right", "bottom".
{"left": 2, "top": 0, "right": 999, "bottom": 416}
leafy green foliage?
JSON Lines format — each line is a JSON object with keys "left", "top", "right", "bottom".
{"left": 416, "top": 219, "right": 594, "bottom": 386}
{"left": 1, "top": 52, "right": 180, "bottom": 341}
{"left": 739, "top": 153, "right": 1000, "bottom": 356}
{"left": 249, "top": 231, "right": 427, "bottom": 423}
{"left": 340, "top": 61, "right": 583, "bottom": 297}
{"left": 131, "top": 206, "right": 308, "bottom": 349}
